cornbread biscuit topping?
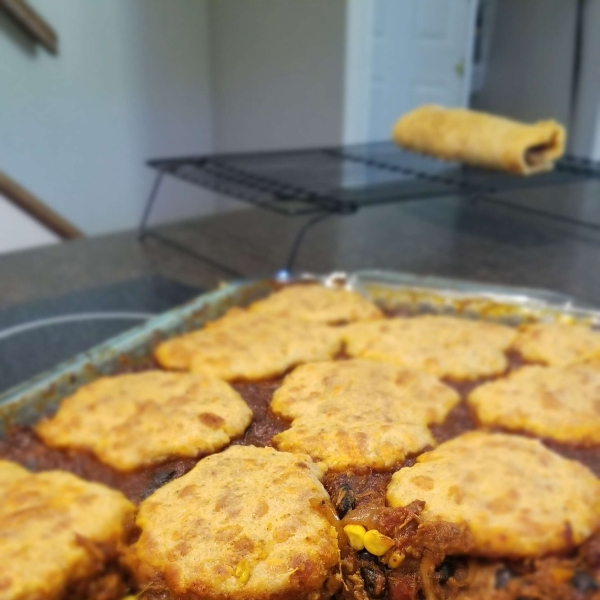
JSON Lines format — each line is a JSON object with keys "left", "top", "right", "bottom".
{"left": 469, "top": 364, "right": 600, "bottom": 445}
{"left": 0, "top": 460, "right": 134, "bottom": 600}
{"left": 271, "top": 359, "right": 460, "bottom": 423}
{"left": 387, "top": 432, "right": 600, "bottom": 557}
{"left": 0, "top": 459, "right": 29, "bottom": 487}
{"left": 272, "top": 404, "right": 434, "bottom": 470}
{"left": 3, "top": 282, "right": 600, "bottom": 600}
{"left": 154, "top": 308, "right": 341, "bottom": 380}
{"left": 343, "top": 315, "right": 516, "bottom": 379}
{"left": 36, "top": 371, "right": 253, "bottom": 471}
{"left": 125, "top": 446, "right": 340, "bottom": 600}
{"left": 512, "top": 322, "right": 600, "bottom": 366}
{"left": 270, "top": 360, "right": 457, "bottom": 469}
{"left": 248, "top": 284, "right": 383, "bottom": 324}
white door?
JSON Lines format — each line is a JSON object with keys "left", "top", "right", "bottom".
{"left": 365, "top": 0, "right": 478, "bottom": 141}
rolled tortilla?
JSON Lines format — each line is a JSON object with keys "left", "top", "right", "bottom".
{"left": 392, "top": 105, "right": 566, "bottom": 175}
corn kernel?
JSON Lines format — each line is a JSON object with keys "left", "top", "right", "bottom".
{"left": 235, "top": 559, "right": 251, "bottom": 584}
{"left": 551, "top": 567, "right": 574, "bottom": 584}
{"left": 343, "top": 524, "right": 366, "bottom": 551}
{"left": 363, "top": 529, "right": 395, "bottom": 556}
{"left": 387, "top": 551, "right": 405, "bottom": 568}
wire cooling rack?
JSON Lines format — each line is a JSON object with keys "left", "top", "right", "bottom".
{"left": 140, "top": 142, "right": 600, "bottom": 271}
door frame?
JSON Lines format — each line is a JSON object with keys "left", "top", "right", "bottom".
{"left": 343, "top": 0, "right": 375, "bottom": 144}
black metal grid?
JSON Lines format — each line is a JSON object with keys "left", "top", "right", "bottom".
{"left": 140, "top": 142, "right": 600, "bottom": 271}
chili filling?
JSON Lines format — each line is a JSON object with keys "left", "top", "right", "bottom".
{"left": 1, "top": 322, "right": 600, "bottom": 599}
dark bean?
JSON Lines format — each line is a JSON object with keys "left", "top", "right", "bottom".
{"left": 154, "top": 469, "right": 177, "bottom": 486}
{"left": 357, "top": 550, "right": 378, "bottom": 563}
{"left": 360, "top": 563, "right": 387, "bottom": 598}
{"left": 334, "top": 482, "right": 357, "bottom": 517}
{"left": 495, "top": 567, "right": 514, "bottom": 589}
{"left": 571, "top": 571, "right": 599, "bottom": 592}
{"left": 24, "top": 458, "right": 38, "bottom": 471}
{"left": 435, "top": 559, "right": 456, "bottom": 585}
{"left": 141, "top": 469, "right": 177, "bottom": 499}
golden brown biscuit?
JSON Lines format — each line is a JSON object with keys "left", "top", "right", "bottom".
{"left": 387, "top": 432, "right": 600, "bottom": 558}
{"left": 272, "top": 402, "right": 434, "bottom": 471}
{"left": 392, "top": 105, "right": 565, "bottom": 175}
{"left": 469, "top": 364, "right": 600, "bottom": 445}
{"left": 271, "top": 359, "right": 459, "bottom": 423}
{"left": 0, "top": 459, "right": 29, "bottom": 487}
{"left": 512, "top": 322, "right": 600, "bottom": 366}
{"left": 249, "top": 284, "right": 383, "bottom": 324}
{"left": 270, "top": 360, "right": 456, "bottom": 470}
{"left": 0, "top": 460, "right": 135, "bottom": 600}
{"left": 125, "top": 446, "right": 340, "bottom": 600}
{"left": 155, "top": 308, "right": 342, "bottom": 380}
{"left": 343, "top": 315, "right": 515, "bottom": 380}
{"left": 36, "top": 371, "right": 252, "bottom": 471}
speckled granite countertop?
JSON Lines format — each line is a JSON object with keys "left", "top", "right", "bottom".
{"left": 3, "top": 181, "right": 600, "bottom": 310}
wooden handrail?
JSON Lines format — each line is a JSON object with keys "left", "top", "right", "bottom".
{"left": 0, "top": 171, "right": 83, "bottom": 240}
{"left": 0, "top": 0, "right": 58, "bottom": 54}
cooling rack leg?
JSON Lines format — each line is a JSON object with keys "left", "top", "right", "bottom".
{"left": 283, "top": 212, "right": 333, "bottom": 274}
{"left": 138, "top": 172, "right": 164, "bottom": 239}
{"left": 140, "top": 230, "right": 243, "bottom": 278}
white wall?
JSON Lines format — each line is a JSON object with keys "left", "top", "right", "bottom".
{"left": 0, "top": 195, "right": 59, "bottom": 254}
{"left": 0, "top": 0, "right": 215, "bottom": 236}
{"left": 208, "top": 0, "right": 347, "bottom": 153}
{"left": 471, "top": 0, "right": 576, "bottom": 129}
